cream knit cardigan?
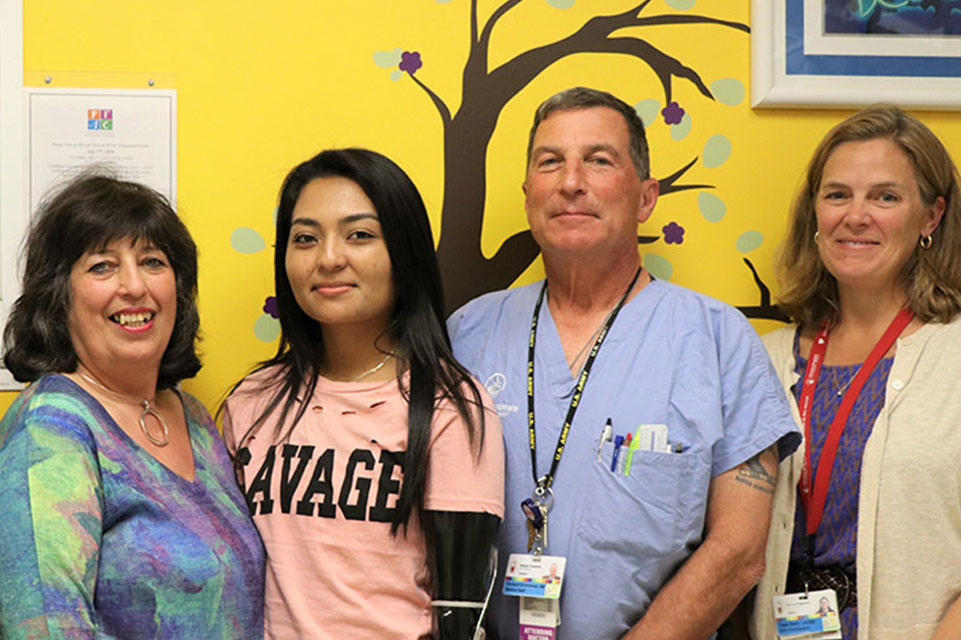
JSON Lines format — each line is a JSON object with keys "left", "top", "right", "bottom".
{"left": 750, "top": 319, "right": 961, "bottom": 640}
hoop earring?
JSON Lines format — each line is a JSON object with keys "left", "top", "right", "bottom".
{"left": 920, "top": 234, "right": 933, "bottom": 250}
{"left": 814, "top": 231, "right": 820, "bottom": 243}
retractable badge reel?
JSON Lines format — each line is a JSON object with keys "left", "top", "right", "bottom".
{"left": 522, "top": 479, "right": 553, "bottom": 555}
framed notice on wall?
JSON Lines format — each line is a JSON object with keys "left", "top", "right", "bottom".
{"left": 0, "top": 0, "right": 24, "bottom": 390}
{"left": 27, "top": 88, "right": 177, "bottom": 214}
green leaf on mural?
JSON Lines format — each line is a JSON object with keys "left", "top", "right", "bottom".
{"left": 254, "top": 314, "right": 281, "bottom": 343}
{"left": 373, "top": 48, "right": 403, "bottom": 68}
{"left": 698, "top": 192, "right": 726, "bottom": 223}
{"left": 709, "top": 78, "right": 745, "bottom": 106}
{"left": 634, "top": 99, "right": 661, "bottom": 128}
{"left": 230, "top": 227, "right": 267, "bottom": 254}
{"left": 545, "top": 0, "right": 575, "bottom": 8}
{"left": 644, "top": 253, "right": 673, "bottom": 280}
{"left": 665, "top": 0, "right": 697, "bottom": 9}
{"left": 736, "top": 230, "right": 764, "bottom": 253}
{"left": 703, "top": 135, "right": 732, "bottom": 168}
{"left": 670, "top": 112, "right": 692, "bottom": 141}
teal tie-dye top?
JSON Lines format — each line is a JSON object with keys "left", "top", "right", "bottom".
{"left": 0, "top": 374, "right": 265, "bottom": 639}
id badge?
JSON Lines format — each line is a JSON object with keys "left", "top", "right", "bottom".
{"left": 772, "top": 588, "right": 842, "bottom": 639}
{"left": 503, "top": 554, "right": 566, "bottom": 599}
{"left": 504, "top": 553, "right": 566, "bottom": 636}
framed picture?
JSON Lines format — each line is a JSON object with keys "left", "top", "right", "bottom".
{"left": 26, "top": 88, "right": 177, "bottom": 215}
{"left": 751, "top": 0, "right": 961, "bottom": 109}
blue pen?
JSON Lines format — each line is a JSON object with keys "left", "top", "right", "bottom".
{"left": 610, "top": 435, "right": 624, "bottom": 472}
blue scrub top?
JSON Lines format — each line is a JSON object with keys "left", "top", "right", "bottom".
{"left": 449, "top": 278, "right": 799, "bottom": 640}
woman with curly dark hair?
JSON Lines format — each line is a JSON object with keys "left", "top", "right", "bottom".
{"left": 0, "top": 175, "right": 264, "bottom": 640}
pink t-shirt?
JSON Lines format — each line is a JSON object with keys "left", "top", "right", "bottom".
{"left": 223, "top": 367, "right": 505, "bottom": 640}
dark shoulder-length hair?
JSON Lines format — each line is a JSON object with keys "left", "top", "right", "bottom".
{"left": 778, "top": 104, "right": 961, "bottom": 329}
{"left": 229, "top": 147, "right": 486, "bottom": 534}
{"left": 3, "top": 174, "right": 201, "bottom": 388}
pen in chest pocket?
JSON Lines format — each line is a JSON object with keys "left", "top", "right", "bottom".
{"left": 596, "top": 418, "right": 613, "bottom": 463}
{"left": 624, "top": 429, "right": 641, "bottom": 476}
{"left": 610, "top": 435, "right": 624, "bottom": 472}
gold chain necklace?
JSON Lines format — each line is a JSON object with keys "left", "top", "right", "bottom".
{"left": 352, "top": 352, "right": 395, "bottom": 382}
{"left": 76, "top": 368, "right": 170, "bottom": 447}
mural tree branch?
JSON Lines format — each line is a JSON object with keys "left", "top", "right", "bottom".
{"left": 394, "top": 0, "right": 768, "bottom": 315}
{"left": 740, "top": 258, "right": 790, "bottom": 322}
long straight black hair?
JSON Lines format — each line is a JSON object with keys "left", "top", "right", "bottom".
{"left": 229, "top": 148, "right": 485, "bottom": 534}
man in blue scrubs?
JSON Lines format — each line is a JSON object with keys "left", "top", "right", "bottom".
{"left": 448, "top": 87, "right": 799, "bottom": 639}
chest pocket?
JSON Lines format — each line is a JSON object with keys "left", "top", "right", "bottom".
{"left": 576, "top": 445, "right": 703, "bottom": 557}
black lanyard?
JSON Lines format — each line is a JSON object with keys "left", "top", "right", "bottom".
{"left": 527, "top": 266, "right": 642, "bottom": 492}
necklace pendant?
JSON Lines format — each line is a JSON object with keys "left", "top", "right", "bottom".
{"left": 76, "top": 368, "right": 170, "bottom": 448}
{"left": 140, "top": 401, "right": 170, "bottom": 447}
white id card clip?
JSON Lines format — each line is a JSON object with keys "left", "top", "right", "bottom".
{"left": 772, "top": 588, "right": 842, "bottom": 639}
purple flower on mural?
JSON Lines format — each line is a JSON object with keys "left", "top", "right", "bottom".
{"left": 662, "top": 221, "right": 685, "bottom": 244}
{"left": 399, "top": 51, "right": 423, "bottom": 75}
{"left": 263, "top": 296, "right": 279, "bottom": 319}
{"left": 661, "top": 101, "right": 685, "bottom": 125}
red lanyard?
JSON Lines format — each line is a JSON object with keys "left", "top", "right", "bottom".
{"left": 797, "top": 307, "right": 913, "bottom": 537}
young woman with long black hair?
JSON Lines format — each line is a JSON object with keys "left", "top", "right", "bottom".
{"left": 222, "top": 148, "right": 504, "bottom": 639}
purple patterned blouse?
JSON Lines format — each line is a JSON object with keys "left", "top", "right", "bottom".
{"left": 789, "top": 329, "right": 893, "bottom": 640}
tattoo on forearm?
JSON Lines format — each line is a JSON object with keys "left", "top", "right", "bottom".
{"left": 735, "top": 452, "right": 776, "bottom": 494}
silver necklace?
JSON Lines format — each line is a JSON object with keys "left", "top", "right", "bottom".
{"left": 567, "top": 307, "right": 617, "bottom": 374}
{"left": 76, "top": 369, "right": 170, "bottom": 447}
{"left": 352, "top": 352, "right": 394, "bottom": 382}
{"left": 832, "top": 365, "right": 861, "bottom": 397}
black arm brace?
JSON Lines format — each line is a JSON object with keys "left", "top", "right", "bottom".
{"left": 428, "top": 510, "right": 501, "bottom": 640}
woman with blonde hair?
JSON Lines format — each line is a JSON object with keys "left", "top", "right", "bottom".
{"left": 750, "top": 105, "right": 961, "bottom": 639}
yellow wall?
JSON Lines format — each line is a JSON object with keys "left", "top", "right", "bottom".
{"left": 9, "top": 0, "right": 961, "bottom": 414}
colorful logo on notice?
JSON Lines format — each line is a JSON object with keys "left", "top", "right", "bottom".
{"left": 87, "top": 109, "right": 114, "bottom": 131}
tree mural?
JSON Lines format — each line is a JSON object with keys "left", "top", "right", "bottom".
{"left": 231, "top": 1, "right": 789, "bottom": 345}
{"left": 377, "top": 0, "right": 784, "bottom": 320}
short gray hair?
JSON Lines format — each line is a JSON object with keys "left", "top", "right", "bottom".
{"left": 526, "top": 86, "right": 650, "bottom": 179}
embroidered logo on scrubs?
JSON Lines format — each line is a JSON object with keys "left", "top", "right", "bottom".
{"left": 485, "top": 373, "right": 506, "bottom": 397}
{"left": 485, "top": 372, "right": 519, "bottom": 418}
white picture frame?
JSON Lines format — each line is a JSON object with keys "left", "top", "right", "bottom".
{"left": 0, "top": 0, "right": 25, "bottom": 390}
{"left": 751, "top": 0, "right": 961, "bottom": 110}
{"left": 26, "top": 88, "right": 177, "bottom": 214}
